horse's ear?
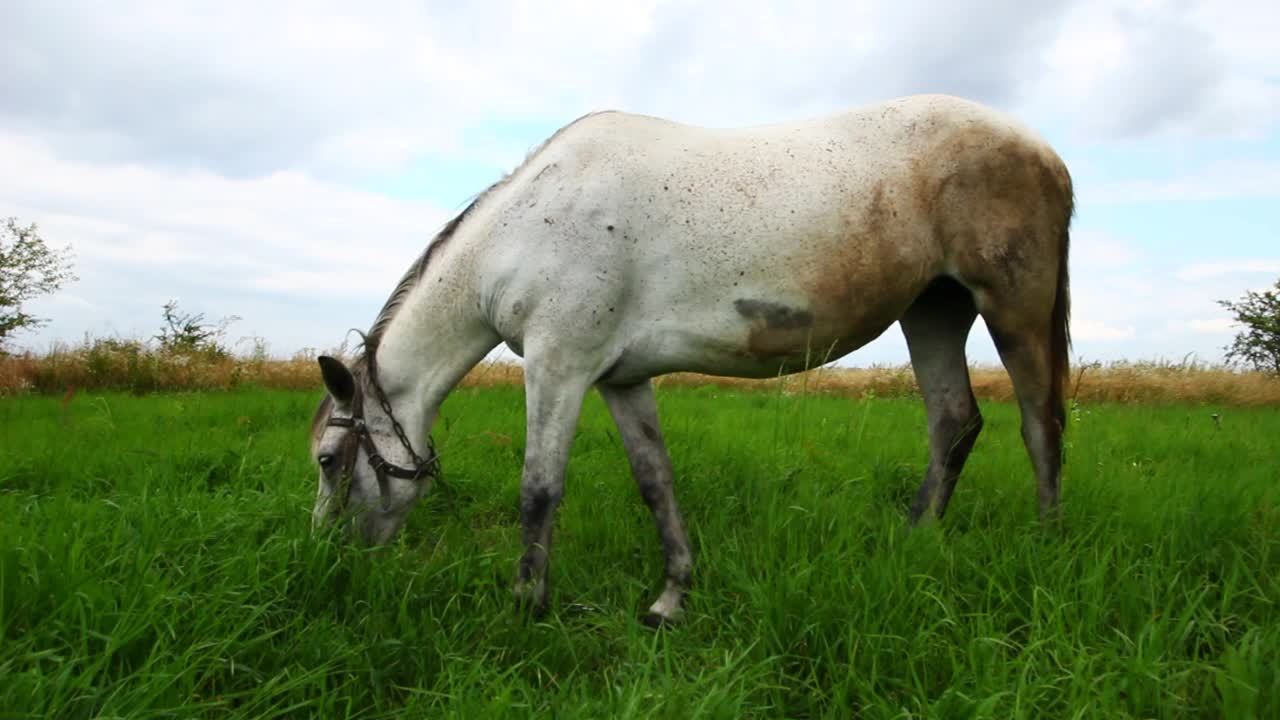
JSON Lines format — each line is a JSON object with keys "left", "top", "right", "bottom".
{"left": 318, "top": 356, "right": 356, "bottom": 407}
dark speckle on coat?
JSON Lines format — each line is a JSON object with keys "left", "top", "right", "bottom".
{"left": 640, "top": 422, "right": 660, "bottom": 443}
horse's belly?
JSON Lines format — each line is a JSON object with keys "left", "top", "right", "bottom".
{"left": 607, "top": 289, "right": 911, "bottom": 383}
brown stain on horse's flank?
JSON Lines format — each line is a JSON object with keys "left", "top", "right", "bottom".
{"left": 921, "top": 122, "right": 1073, "bottom": 307}
{"left": 775, "top": 115, "right": 1074, "bottom": 371}
{"left": 792, "top": 177, "right": 933, "bottom": 363}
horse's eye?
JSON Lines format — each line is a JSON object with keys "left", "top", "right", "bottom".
{"left": 318, "top": 454, "right": 335, "bottom": 469}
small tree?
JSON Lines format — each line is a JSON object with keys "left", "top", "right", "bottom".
{"left": 155, "top": 299, "right": 240, "bottom": 359}
{"left": 1218, "top": 278, "right": 1280, "bottom": 375}
{"left": 1, "top": 217, "right": 78, "bottom": 350}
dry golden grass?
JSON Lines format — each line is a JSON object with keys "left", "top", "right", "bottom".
{"left": 3, "top": 340, "right": 1278, "bottom": 406}
{"left": 648, "top": 362, "right": 1280, "bottom": 407}
{"left": 1, "top": 343, "right": 317, "bottom": 395}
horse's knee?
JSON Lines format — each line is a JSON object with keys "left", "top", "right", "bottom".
{"left": 933, "top": 402, "right": 982, "bottom": 466}
{"left": 954, "top": 408, "right": 983, "bottom": 454}
{"left": 520, "top": 480, "right": 561, "bottom": 528}
{"left": 636, "top": 470, "right": 669, "bottom": 509}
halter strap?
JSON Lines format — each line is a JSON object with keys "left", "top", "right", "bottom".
{"left": 324, "top": 374, "right": 440, "bottom": 511}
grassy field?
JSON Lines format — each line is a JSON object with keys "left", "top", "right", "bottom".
{"left": 2, "top": 383, "right": 1278, "bottom": 718}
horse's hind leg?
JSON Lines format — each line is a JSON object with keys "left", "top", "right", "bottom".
{"left": 598, "top": 379, "right": 693, "bottom": 626}
{"left": 978, "top": 296, "right": 1068, "bottom": 523}
{"left": 901, "top": 277, "right": 984, "bottom": 524}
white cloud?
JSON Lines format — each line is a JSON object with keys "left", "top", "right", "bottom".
{"left": 48, "top": 293, "right": 98, "bottom": 311}
{"left": 0, "top": 131, "right": 447, "bottom": 271}
{"left": 0, "top": 0, "right": 1082, "bottom": 181}
{"left": 1177, "top": 259, "right": 1280, "bottom": 281}
{"left": 1, "top": 129, "right": 450, "bottom": 352}
{"left": 1035, "top": 0, "right": 1280, "bottom": 140}
{"left": 1073, "top": 319, "right": 1137, "bottom": 341}
{"left": 1056, "top": 247, "right": 1271, "bottom": 362}
{"left": 4, "top": 0, "right": 1274, "bottom": 175}
{"left": 1087, "top": 159, "right": 1280, "bottom": 205}
{"left": 1071, "top": 229, "right": 1145, "bottom": 270}
{"left": 1186, "top": 318, "right": 1236, "bottom": 334}
{"left": 2, "top": 0, "right": 1279, "bottom": 366}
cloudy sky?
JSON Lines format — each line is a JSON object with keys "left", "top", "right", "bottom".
{"left": 2, "top": 0, "right": 1277, "bottom": 367}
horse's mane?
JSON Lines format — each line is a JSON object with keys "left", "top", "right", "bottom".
{"left": 355, "top": 199, "right": 479, "bottom": 371}
{"left": 350, "top": 110, "right": 612, "bottom": 375}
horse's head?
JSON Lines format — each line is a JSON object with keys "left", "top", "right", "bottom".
{"left": 308, "top": 355, "right": 439, "bottom": 545}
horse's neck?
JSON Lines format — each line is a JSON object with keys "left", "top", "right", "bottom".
{"left": 373, "top": 232, "right": 501, "bottom": 437}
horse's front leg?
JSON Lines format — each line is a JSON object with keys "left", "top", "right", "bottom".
{"left": 512, "top": 363, "right": 592, "bottom": 616}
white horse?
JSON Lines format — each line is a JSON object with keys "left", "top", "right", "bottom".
{"left": 309, "top": 94, "right": 1075, "bottom": 626}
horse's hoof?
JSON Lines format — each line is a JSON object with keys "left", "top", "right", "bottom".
{"left": 640, "top": 611, "right": 678, "bottom": 629}
{"left": 640, "top": 594, "right": 685, "bottom": 629}
{"left": 512, "top": 579, "right": 549, "bottom": 618}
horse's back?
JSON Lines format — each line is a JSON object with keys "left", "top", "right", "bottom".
{"left": 516, "top": 93, "right": 1068, "bottom": 266}
{"left": 543, "top": 93, "right": 1057, "bottom": 177}
{"left": 481, "top": 95, "right": 1071, "bottom": 379}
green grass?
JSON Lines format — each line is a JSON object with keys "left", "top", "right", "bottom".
{"left": 1, "top": 384, "right": 1277, "bottom": 718}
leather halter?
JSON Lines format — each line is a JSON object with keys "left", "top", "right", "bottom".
{"left": 325, "top": 370, "right": 439, "bottom": 511}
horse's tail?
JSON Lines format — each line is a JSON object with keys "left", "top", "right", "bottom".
{"left": 1049, "top": 170, "right": 1075, "bottom": 433}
